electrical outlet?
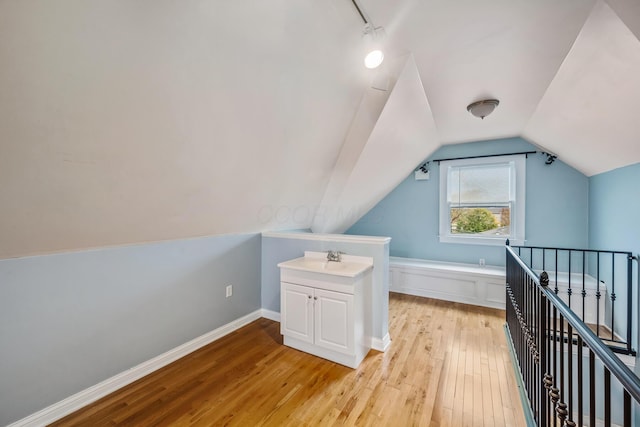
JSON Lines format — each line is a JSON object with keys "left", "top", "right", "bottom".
{"left": 225, "top": 285, "right": 233, "bottom": 298}
{"left": 479, "top": 258, "right": 485, "bottom": 266}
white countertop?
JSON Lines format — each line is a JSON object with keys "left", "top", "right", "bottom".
{"left": 278, "top": 252, "right": 373, "bottom": 278}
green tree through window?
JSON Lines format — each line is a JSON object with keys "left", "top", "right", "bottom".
{"left": 451, "top": 208, "right": 499, "bottom": 234}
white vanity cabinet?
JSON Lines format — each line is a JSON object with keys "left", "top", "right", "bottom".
{"left": 281, "top": 282, "right": 355, "bottom": 355}
{"left": 278, "top": 252, "right": 373, "bottom": 369}
{"left": 281, "top": 282, "right": 315, "bottom": 344}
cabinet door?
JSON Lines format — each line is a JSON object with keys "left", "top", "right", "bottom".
{"left": 281, "top": 282, "right": 313, "bottom": 344}
{"left": 314, "top": 288, "right": 354, "bottom": 355}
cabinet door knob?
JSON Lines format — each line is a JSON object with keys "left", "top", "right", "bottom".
{"left": 314, "top": 296, "right": 318, "bottom": 300}
{"left": 308, "top": 295, "right": 312, "bottom": 299}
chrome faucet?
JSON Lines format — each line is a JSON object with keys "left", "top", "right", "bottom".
{"left": 326, "top": 250, "right": 344, "bottom": 262}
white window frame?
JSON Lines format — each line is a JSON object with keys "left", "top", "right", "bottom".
{"left": 438, "top": 154, "right": 526, "bottom": 246}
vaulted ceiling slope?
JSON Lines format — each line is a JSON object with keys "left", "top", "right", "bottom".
{"left": 0, "top": 0, "right": 369, "bottom": 257}
{"left": 523, "top": 0, "right": 640, "bottom": 176}
{"left": 1, "top": 0, "right": 639, "bottom": 257}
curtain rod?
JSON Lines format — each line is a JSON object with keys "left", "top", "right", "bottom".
{"left": 431, "top": 151, "right": 539, "bottom": 164}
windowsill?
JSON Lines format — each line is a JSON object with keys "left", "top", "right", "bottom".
{"left": 438, "top": 235, "right": 524, "bottom": 246}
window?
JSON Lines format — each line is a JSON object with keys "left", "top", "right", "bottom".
{"left": 439, "top": 154, "right": 525, "bottom": 246}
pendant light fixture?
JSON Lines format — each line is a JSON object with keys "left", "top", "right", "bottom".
{"left": 351, "top": 0, "right": 386, "bottom": 69}
{"left": 364, "top": 50, "right": 384, "bottom": 69}
{"left": 363, "top": 24, "right": 385, "bottom": 69}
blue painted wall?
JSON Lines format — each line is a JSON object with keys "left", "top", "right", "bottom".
{"left": 588, "top": 162, "right": 640, "bottom": 359}
{"left": 0, "top": 233, "right": 261, "bottom": 425}
{"left": 346, "top": 138, "right": 590, "bottom": 266}
{"left": 589, "top": 162, "right": 640, "bottom": 255}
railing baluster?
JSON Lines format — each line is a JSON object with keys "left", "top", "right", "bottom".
{"left": 530, "top": 247, "right": 533, "bottom": 268}
{"left": 567, "top": 324, "right": 574, "bottom": 426}
{"left": 626, "top": 255, "right": 633, "bottom": 355}
{"left": 557, "top": 313, "right": 567, "bottom": 425}
{"left": 577, "top": 336, "right": 583, "bottom": 427}
{"left": 623, "top": 390, "right": 631, "bottom": 427}
{"left": 622, "top": 390, "right": 631, "bottom": 427}
{"left": 611, "top": 253, "right": 615, "bottom": 342}
{"left": 581, "top": 251, "right": 586, "bottom": 323}
{"left": 568, "top": 250, "right": 572, "bottom": 310}
{"left": 532, "top": 277, "right": 536, "bottom": 409}
{"left": 552, "top": 304, "right": 558, "bottom": 427}
{"left": 524, "top": 268, "right": 528, "bottom": 414}
{"left": 547, "top": 297, "right": 552, "bottom": 427}
{"left": 596, "top": 252, "right": 601, "bottom": 340}
{"left": 530, "top": 275, "right": 535, "bottom": 416}
{"left": 540, "top": 289, "right": 548, "bottom": 427}
{"left": 555, "top": 250, "right": 559, "bottom": 294}
{"left": 604, "top": 368, "right": 611, "bottom": 426}
{"left": 589, "top": 350, "right": 595, "bottom": 427}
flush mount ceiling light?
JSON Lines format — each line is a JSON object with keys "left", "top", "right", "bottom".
{"left": 467, "top": 99, "right": 500, "bottom": 119}
{"left": 351, "top": 0, "right": 386, "bottom": 69}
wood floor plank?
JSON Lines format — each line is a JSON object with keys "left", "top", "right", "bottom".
{"left": 50, "top": 293, "right": 526, "bottom": 427}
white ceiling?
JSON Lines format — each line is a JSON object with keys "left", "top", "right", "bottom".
{"left": 366, "top": 0, "right": 596, "bottom": 144}
{"left": 361, "top": 0, "right": 640, "bottom": 176}
{"left": 1, "top": 0, "right": 639, "bottom": 257}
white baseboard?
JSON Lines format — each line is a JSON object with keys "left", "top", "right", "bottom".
{"left": 261, "top": 308, "right": 281, "bottom": 322}
{"left": 371, "top": 333, "right": 391, "bottom": 352}
{"left": 9, "top": 309, "right": 263, "bottom": 427}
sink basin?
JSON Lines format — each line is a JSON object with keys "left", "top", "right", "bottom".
{"left": 278, "top": 252, "right": 373, "bottom": 278}
{"left": 298, "top": 259, "right": 346, "bottom": 271}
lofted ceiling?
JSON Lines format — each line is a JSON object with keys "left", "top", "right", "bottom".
{"left": 1, "top": 0, "right": 639, "bottom": 257}
{"left": 362, "top": 0, "right": 640, "bottom": 176}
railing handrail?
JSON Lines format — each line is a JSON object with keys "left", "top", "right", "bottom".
{"left": 506, "top": 245, "right": 640, "bottom": 402}
{"left": 510, "top": 244, "right": 634, "bottom": 257}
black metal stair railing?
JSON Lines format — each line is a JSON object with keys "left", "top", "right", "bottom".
{"left": 505, "top": 244, "right": 640, "bottom": 426}
{"left": 510, "top": 244, "right": 636, "bottom": 356}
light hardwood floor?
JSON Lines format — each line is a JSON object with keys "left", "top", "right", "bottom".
{"left": 51, "top": 293, "right": 526, "bottom": 426}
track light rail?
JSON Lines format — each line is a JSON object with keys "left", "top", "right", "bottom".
{"left": 350, "top": 0, "right": 368, "bottom": 24}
